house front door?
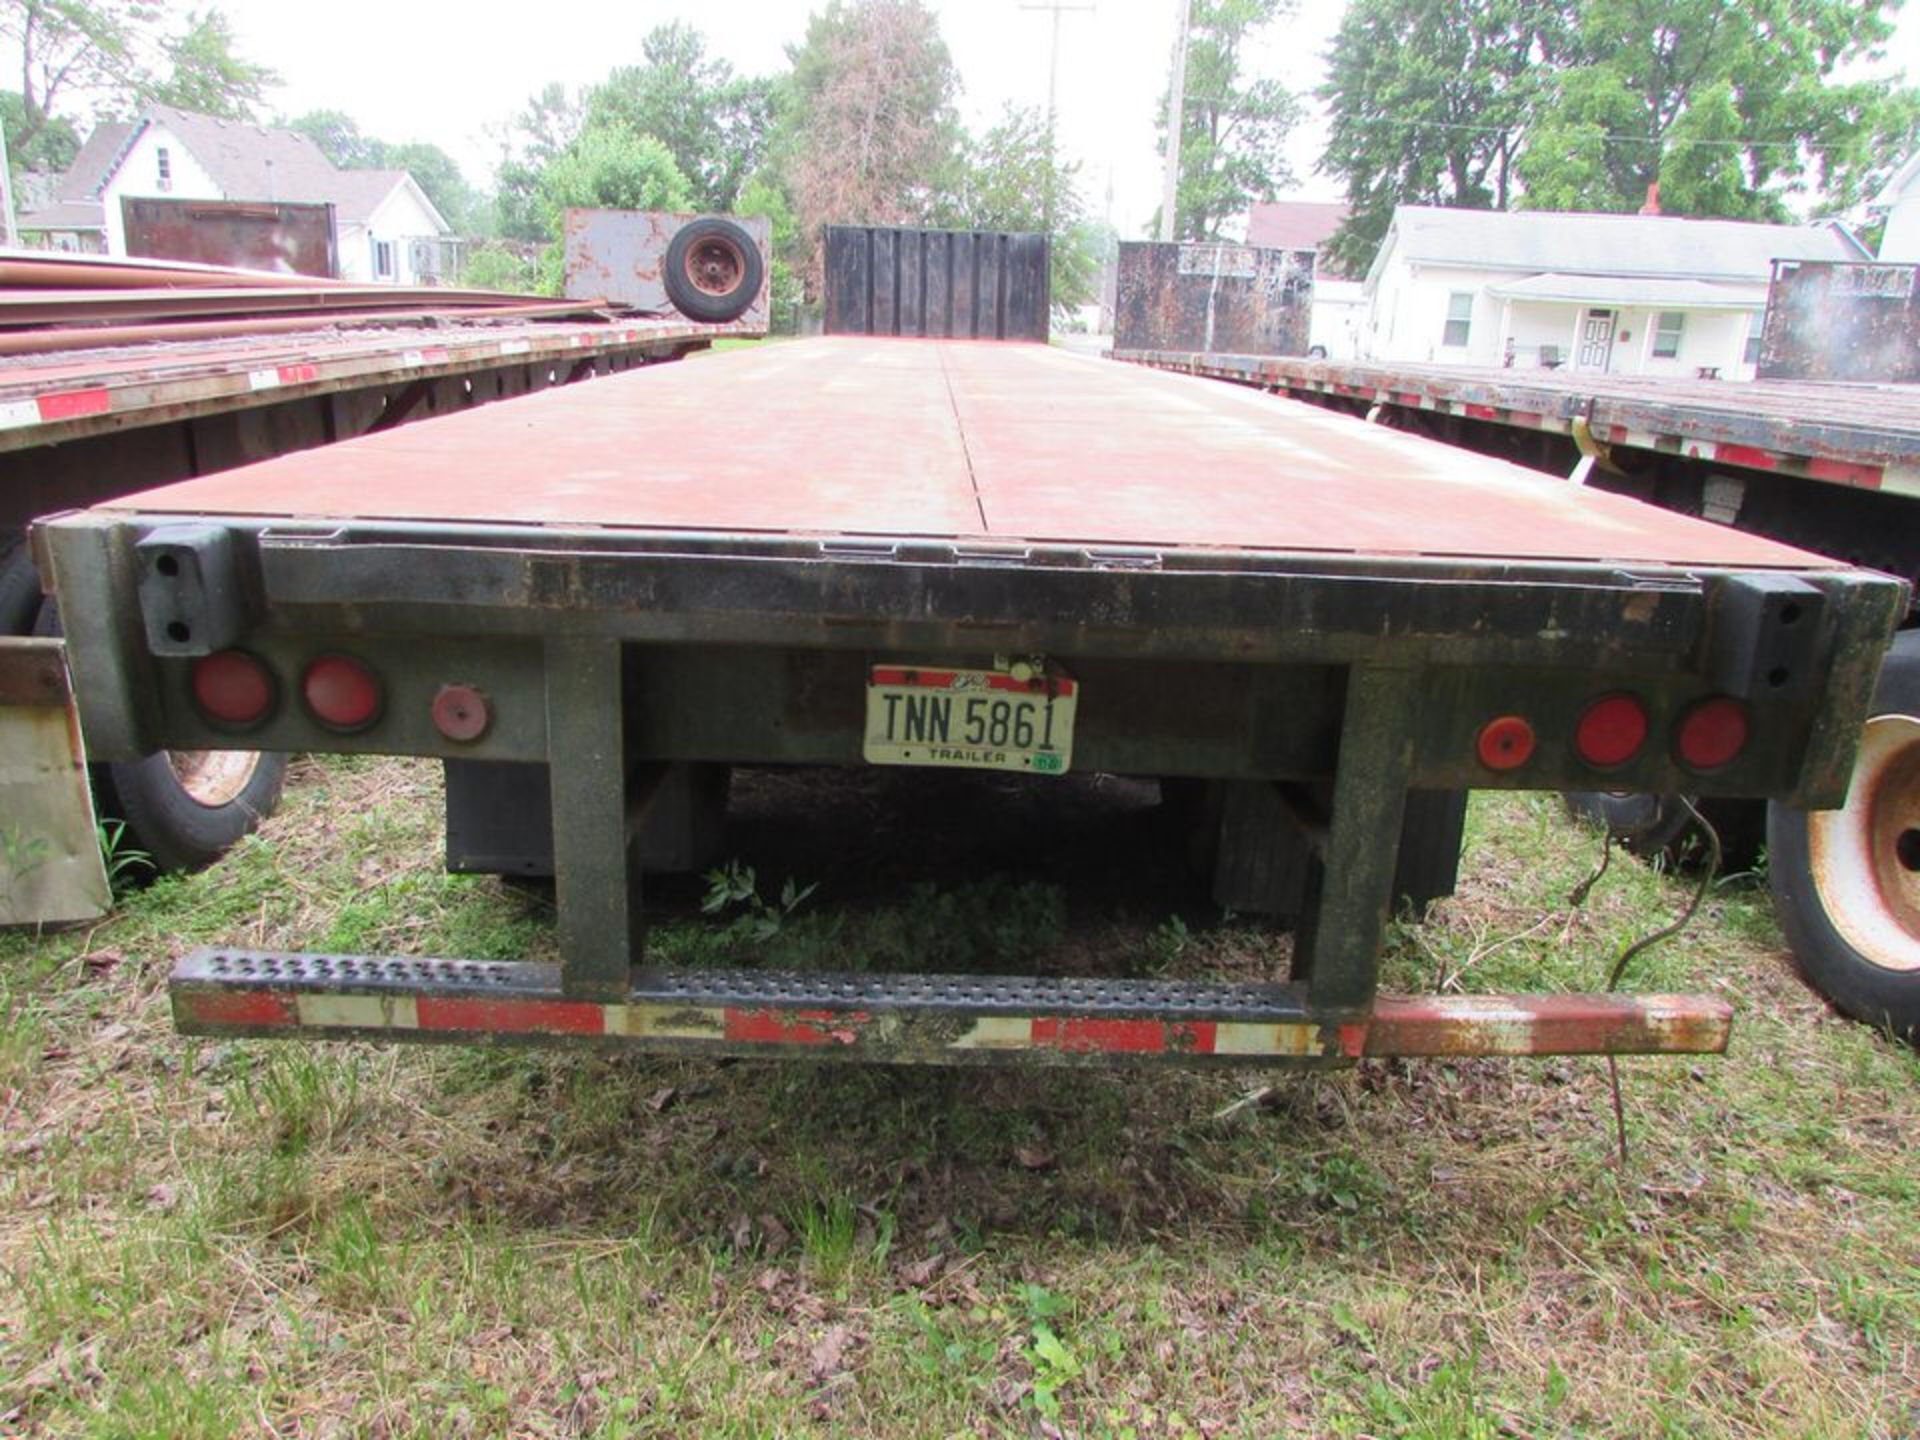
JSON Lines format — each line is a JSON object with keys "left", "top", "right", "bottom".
{"left": 1576, "top": 308, "right": 1616, "bottom": 370}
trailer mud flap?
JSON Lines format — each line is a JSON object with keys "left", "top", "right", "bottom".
{"left": 0, "top": 637, "right": 109, "bottom": 924}
{"left": 170, "top": 949, "right": 1732, "bottom": 1065}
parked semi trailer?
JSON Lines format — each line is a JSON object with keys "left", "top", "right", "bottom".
{"left": 1112, "top": 345, "right": 1920, "bottom": 1040}
{"left": 12, "top": 336, "right": 1904, "bottom": 1067}
{"left": 1, "top": 226, "right": 767, "bottom": 922}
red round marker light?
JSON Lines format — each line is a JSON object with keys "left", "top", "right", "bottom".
{"left": 190, "top": 650, "right": 275, "bottom": 729}
{"left": 1575, "top": 693, "right": 1649, "bottom": 769}
{"left": 1476, "top": 714, "right": 1535, "bottom": 771}
{"left": 1676, "top": 696, "right": 1749, "bottom": 771}
{"left": 431, "top": 683, "right": 491, "bottom": 743}
{"left": 302, "top": 654, "right": 383, "bottom": 732}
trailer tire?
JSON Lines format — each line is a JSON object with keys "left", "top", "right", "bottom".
{"left": 1564, "top": 791, "right": 1766, "bottom": 873}
{"left": 1563, "top": 791, "right": 1692, "bottom": 857}
{"left": 1394, "top": 789, "right": 1468, "bottom": 918}
{"left": 1768, "top": 630, "right": 1920, "bottom": 1042}
{"left": 0, "top": 538, "right": 39, "bottom": 635}
{"left": 31, "top": 592, "right": 287, "bottom": 875}
{"left": 663, "top": 218, "right": 763, "bottom": 324}
{"left": 1171, "top": 781, "right": 1465, "bottom": 919}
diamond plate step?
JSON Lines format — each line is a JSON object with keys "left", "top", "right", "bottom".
{"left": 169, "top": 949, "right": 1732, "bottom": 1065}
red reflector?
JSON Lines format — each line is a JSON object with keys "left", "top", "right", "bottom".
{"left": 302, "top": 654, "right": 383, "bottom": 732}
{"left": 431, "top": 682, "right": 491, "bottom": 742}
{"left": 1476, "top": 715, "right": 1535, "bottom": 771}
{"left": 1676, "top": 696, "right": 1749, "bottom": 771}
{"left": 190, "top": 650, "right": 275, "bottom": 728}
{"left": 1575, "top": 693, "right": 1648, "bottom": 768}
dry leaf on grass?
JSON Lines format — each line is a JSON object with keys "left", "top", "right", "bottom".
{"left": 807, "top": 1323, "right": 861, "bottom": 1388}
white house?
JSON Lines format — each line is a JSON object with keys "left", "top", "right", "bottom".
{"left": 1361, "top": 205, "right": 1867, "bottom": 379}
{"left": 1871, "top": 154, "right": 1920, "bottom": 261}
{"left": 21, "top": 105, "right": 455, "bottom": 284}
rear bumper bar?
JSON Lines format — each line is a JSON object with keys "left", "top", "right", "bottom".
{"left": 171, "top": 949, "right": 1732, "bottom": 1065}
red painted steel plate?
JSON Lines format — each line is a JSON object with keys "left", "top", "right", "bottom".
{"left": 101, "top": 337, "right": 1836, "bottom": 568}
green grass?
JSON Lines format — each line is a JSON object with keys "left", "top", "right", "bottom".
{"left": 2, "top": 760, "right": 1917, "bottom": 1436}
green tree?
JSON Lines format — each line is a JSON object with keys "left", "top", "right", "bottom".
{"left": 1321, "top": 0, "right": 1569, "bottom": 273}
{"left": 288, "top": 110, "right": 480, "bottom": 235}
{"left": 380, "top": 140, "right": 480, "bottom": 235}
{"left": 734, "top": 168, "right": 802, "bottom": 331}
{"left": 0, "top": 0, "right": 146, "bottom": 154}
{"left": 490, "top": 81, "right": 581, "bottom": 242}
{"left": 288, "top": 109, "right": 383, "bottom": 168}
{"left": 532, "top": 121, "right": 694, "bottom": 294}
{"left": 539, "top": 122, "right": 693, "bottom": 223}
{"left": 947, "top": 105, "right": 1096, "bottom": 311}
{"left": 1154, "top": 0, "right": 1299, "bottom": 240}
{"left": 0, "top": 90, "right": 77, "bottom": 177}
{"left": 1324, "top": 0, "right": 1915, "bottom": 271}
{"left": 0, "top": 2, "right": 278, "bottom": 154}
{"left": 776, "top": 0, "right": 962, "bottom": 296}
{"left": 1515, "top": 0, "right": 1909, "bottom": 220}
{"left": 142, "top": 8, "right": 277, "bottom": 120}
{"left": 586, "top": 22, "right": 775, "bottom": 211}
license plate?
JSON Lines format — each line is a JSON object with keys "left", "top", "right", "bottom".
{"left": 863, "top": 665, "right": 1077, "bottom": 775}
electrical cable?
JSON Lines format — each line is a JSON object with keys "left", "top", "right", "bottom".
{"left": 1598, "top": 794, "right": 1722, "bottom": 1167}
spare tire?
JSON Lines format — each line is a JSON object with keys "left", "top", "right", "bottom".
{"left": 663, "top": 217, "right": 764, "bottom": 324}
{"left": 1768, "top": 630, "right": 1920, "bottom": 1042}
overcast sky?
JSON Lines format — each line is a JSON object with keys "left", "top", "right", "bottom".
{"left": 209, "top": 0, "right": 1920, "bottom": 236}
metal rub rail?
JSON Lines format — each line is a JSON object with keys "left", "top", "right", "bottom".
{"left": 172, "top": 951, "right": 1733, "bottom": 1066}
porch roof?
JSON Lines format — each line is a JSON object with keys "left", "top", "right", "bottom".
{"left": 1487, "top": 273, "right": 1760, "bottom": 310}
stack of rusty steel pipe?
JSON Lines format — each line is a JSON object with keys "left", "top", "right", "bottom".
{"left": 0, "top": 250, "right": 625, "bottom": 356}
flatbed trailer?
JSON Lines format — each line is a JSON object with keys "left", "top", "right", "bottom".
{"left": 0, "top": 313, "right": 740, "bottom": 533}
{"left": 1110, "top": 351, "right": 1920, "bottom": 589}
{"left": 0, "top": 312, "right": 739, "bottom": 920}
{"left": 29, "top": 337, "right": 1908, "bottom": 1065}
{"left": 1116, "top": 346, "right": 1920, "bottom": 1041}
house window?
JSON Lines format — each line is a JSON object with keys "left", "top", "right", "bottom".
{"left": 1744, "top": 314, "right": 1763, "bottom": 366}
{"left": 1652, "top": 311, "right": 1686, "bottom": 359}
{"left": 1442, "top": 292, "right": 1473, "bottom": 347}
{"left": 373, "top": 239, "right": 394, "bottom": 279}
{"left": 156, "top": 146, "right": 171, "bottom": 190}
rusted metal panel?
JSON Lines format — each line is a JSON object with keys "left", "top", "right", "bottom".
{"left": 823, "top": 227, "right": 1050, "bottom": 341}
{"left": 561, "top": 210, "right": 771, "bottom": 328}
{"left": 1113, "top": 241, "right": 1314, "bottom": 356}
{"left": 1759, "top": 259, "right": 1920, "bottom": 383}
{"left": 121, "top": 197, "right": 339, "bottom": 278}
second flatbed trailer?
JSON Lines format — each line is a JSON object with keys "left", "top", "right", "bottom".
{"left": 1115, "top": 347, "right": 1920, "bottom": 1041}
{"left": 28, "top": 338, "right": 1907, "bottom": 1065}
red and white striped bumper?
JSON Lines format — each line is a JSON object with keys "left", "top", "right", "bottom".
{"left": 169, "top": 950, "right": 1732, "bottom": 1065}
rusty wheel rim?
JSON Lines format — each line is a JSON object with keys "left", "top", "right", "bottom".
{"left": 684, "top": 235, "right": 746, "bottom": 298}
{"left": 1807, "top": 714, "right": 1920, "bottom": 972}
{"left": 167, "top": 749, "right": 261, "bottom": 809}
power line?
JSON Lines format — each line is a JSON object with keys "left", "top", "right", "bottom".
{"left": 1183, "top": 98, "right": 1821, "bottom": 151}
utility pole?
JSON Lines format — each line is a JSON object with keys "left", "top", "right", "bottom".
{"left": 1019, "top": 0, "right": 1095, "bottom": 228}
{"left": 1157, "top": 0, "right": 1191, "bottom": 243}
